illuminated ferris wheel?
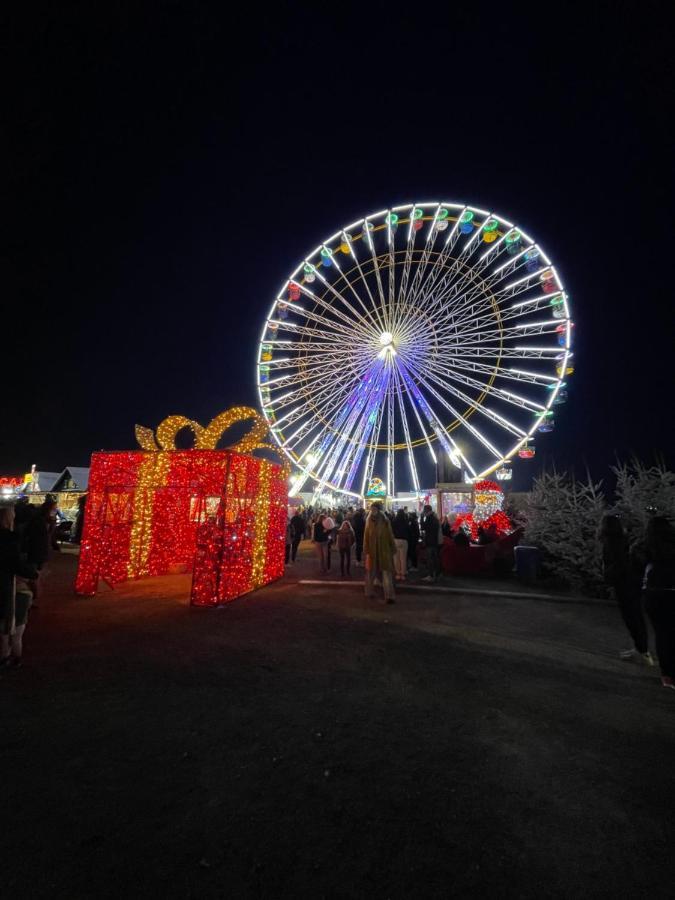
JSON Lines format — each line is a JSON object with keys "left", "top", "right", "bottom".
{"left": 257, "top": 202, "right": 574, "bottom": 500}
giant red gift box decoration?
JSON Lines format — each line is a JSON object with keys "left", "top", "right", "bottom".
{"left": 75, "top": 408, "right": 288, "bottom": 606}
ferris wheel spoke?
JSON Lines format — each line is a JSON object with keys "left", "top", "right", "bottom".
{"left": 299, "top": 277, "right": 380, "bottom": 341}
{"left": 396, "top": 358, "right": 476, "bottom": 476}
{"left": 273, "top": 368, "right": 371, "bottom": 428}
{"left": 386, "top": 361, "right": 395, "bottom": 497}
{"left": 440, "top": 357, "right": 559, "bottom": 388}
{"left": 407, "top": 206, "right": 467, "bottom": 308}
{"left": 393, "top": 205, "right": 426, "bottom": 329}
{"left": 407, "top": 203, "right": 457, "bottom": 301}
{"left": 424, "top": 357, "right": 546, "bottom": 413}
{"left": 265, "top": 318, "right": 372, "bottom": 345}
{"left": 319, "top": 250, "right": 391, "bottom": 339}
{"left": 412, "top": 357, "right": 527, "bottom": 439}
{"left": 362, "top": 218, "right": 391, "bottom": 331}
{"left": 385, "top": 211, "right": 397, "bottom": 333}
{"left": 401, "top": 356, "right": 506, "bottom": 464}
{"left": 448, "top": 290, "right": 564, "bottom": 338}
{"left": 285, "top": 355, "right": 388, "bottom": 467}
{"left": 333, "top": 234, "right": 389, "bottom": 335}
{"left": 421, "top": 244, "right": 538, "bottom": 323}
{"left": 341, "top": 359, "right": 392, "bottom": 492}
{"left": 360, "top": 402, "right": 386, "bottom": 498}
{"left": 270, "top": 301, "right": 365, "bottom": 343}
{"left": 339, "top": 232, "right": 389, "bottom": 335}
{"left": 448, "top": 319, "right": 561, "bottom": 347}
{"left": 327, "top": 360, "right": 391, "bottom": 491}
{"left": 269, "top": 367, "right": 366, "bottom": 431}
{"left": 392, "top": 364, "right": 420, "bottom": 492}
{"left": 312, "top": 359, "right": 390, "bottom": 491}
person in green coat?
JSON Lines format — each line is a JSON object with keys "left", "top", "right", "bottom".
{"left": 363, "top": 502, "right": 397, "bottom": 604}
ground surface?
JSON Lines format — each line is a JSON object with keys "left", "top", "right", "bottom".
{"left": 3, "top": 544, "right": 674, "bottom": 899}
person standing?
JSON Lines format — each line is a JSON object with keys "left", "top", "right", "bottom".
{"left": 1, "top": 506, "right": 39, "bottom": 669}
{"left": 284, "top": 518, "right": 293, "bottom": 565}
{"left": 336, "top": 519, "right": 355, "bottom": 577}
{"left": 23, "top": 497, "right": 56, "bottom": 603}
{"left": 421, "top": 504, "right": 442, "bottom": 582}
{"left": 363, "top": 502, "right": 397, "bottom": 604}
{"left": 289, "top": 510, "right": 305, "bottom": 563}
{"left": 352, "top": 508, "right": 366, "bottom": 566}
{"left": 392, "top": 509, "right": 409, "bottom": 581}
{"left": 407, "top": 512, "right": 420, "bottom": 571}
{"left": 323, "top": 513, "right": 336, "bottom": 572}
{"left": 312, "top": 514, "right": 329, "bottom": 574}
{"left": 72, "top": 494, "right": 87, "bottom": 545}
{"left": 642, "top": 516, "right": 675, "bottom": 690}
{"left": 599, "top": 514, "right": 653, "bottom": 664}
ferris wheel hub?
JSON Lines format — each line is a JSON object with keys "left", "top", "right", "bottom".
{"left": 379, "top": 331, "right": 394, "bottom": 347}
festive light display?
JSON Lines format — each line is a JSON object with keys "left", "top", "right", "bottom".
{"left": 258, "top": 201, "right": 572, "bottom": 499}
{"left": 365, "top": 477, "right": 387, "bottom": 498}
{"left": 76, "top": 409, "right": 287, "bottom": 606}
{"left": 453, "top": 479, "right": 513, "bottom": 541}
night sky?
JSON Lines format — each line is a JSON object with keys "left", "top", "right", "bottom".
{"left": 6, "top": 4, "right": 673, "bottom": 488}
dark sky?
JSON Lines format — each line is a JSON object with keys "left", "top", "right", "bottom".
{"left": 5, "top": 3, "right": 673, "bottom": 487}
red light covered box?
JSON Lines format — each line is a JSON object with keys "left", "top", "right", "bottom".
{"left": 75, "top": 449, "right": 287, "bottom": 605}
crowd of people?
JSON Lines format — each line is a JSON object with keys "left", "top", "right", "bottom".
{"left": 289, "top": 503, "right": 499, "bottom": 586}
{"left": 282, "top": 502, "right": 675, "bottom": 692}
{"left": 2, "top": 493, "right": 673, "bottom": 692}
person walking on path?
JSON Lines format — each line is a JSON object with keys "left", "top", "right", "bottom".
{"left": 1, "top": 506, "right": 39, "bottom": 669}
{"left": 363, "top": 502, "right": 397, "bottom": 604}
{"left": 392, "top": 509, "right": 409, "bottom": 581}
{"left": 421, "top": 504, "right": 442, "bottom": 582}
{"left": 599, "top": 514, "right": 654, "bottom": 665}
{"left": 352, "top": 508, "right": 366, "bottom": 567}
{"left": 642, "top": 516, "right": 675, "bottom": 690}
{"left": 312, "top": 514, "right": 329, "bottom": 574}
{"left": 336, "top": 519, "right": 355, "bottom": 577}
{"left": 289, "top": 510, "right": 305, "bottom": 563}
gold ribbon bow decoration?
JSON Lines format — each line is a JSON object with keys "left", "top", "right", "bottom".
{"left": 134, "top": 406, "right": 290, "bottom": 476}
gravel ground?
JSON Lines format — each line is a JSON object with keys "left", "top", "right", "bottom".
{"left": 3, "top": 545, "right": 674, "bottom": 899}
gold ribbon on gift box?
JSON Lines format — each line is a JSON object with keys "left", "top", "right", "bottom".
{"left": 127, "top": 407, "right": 289, "bottom": 580}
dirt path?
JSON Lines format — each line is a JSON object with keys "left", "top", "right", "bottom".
{"left": 3, "top": 546, "right": 674, "bottom": 898}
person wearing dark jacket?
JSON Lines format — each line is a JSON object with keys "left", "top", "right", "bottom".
{"left": 407, "top": 513, "right": 420, "bottom": 571}
{"left": 1, "top": 506, "right": 39, "bottom": 668}
{"left": 598, "top": 514, "right": 653, "bottom": 665}
{"left": 23, "top": 498, "right": 57, "bottom": 603}
{"left": 642, "top": 516, "right": 675, "bottom": 690}
{"left": 421, "top": 505, "right": 441, "bottom": 582}
{"left": 352, "top": 508, "right": 366, "bottom": 567}
{"left": 72, "top": 494, "right": 87, "bottom": 545}
{"left": 453, "top": 527, "right": 471, "bottom": 548}
{"left": 392, "top": 509, "right": 409, "bottom": 580}
{"left": 289, "top": 511, "right": 305, "bottom": 563}
{"left": 24, "top": 498, "right": 56, "bottom": 569}
{"left": 312, "top": 514, "right": 329, "bottom": 573}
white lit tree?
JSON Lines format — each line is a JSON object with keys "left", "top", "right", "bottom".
{"left": 524, "top": 470, "right": 606, "bottom": 594}
{"left": 612, "top": 458, "right": 675, "bottom": 546}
